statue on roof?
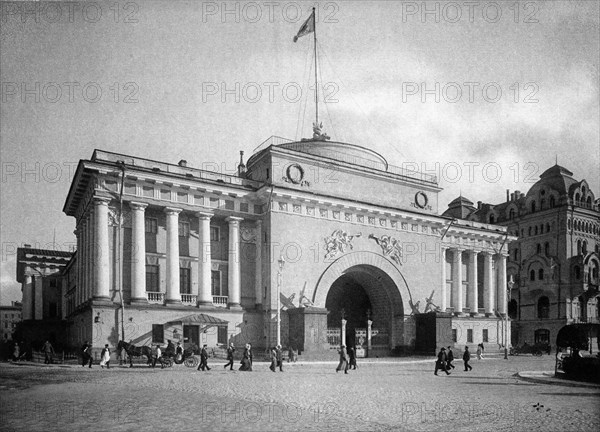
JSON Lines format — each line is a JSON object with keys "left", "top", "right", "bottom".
{"left": 312, "top": 122, "right": 330, "bottom": 141}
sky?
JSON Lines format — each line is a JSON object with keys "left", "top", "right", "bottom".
{"left": 1, "top": 0, "right": 599, "bottom": 305}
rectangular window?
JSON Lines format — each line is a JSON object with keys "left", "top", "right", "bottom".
{"left": 146, "top": 265, "right": 160, "bottom": 292}
{"left": 452, "top": 329, "right": 457, "bottom": 343}
{"left": 179, "top": 268, "right": 191, "bottom": 294}
{"left": 152, "top": 324, "right": 164, "bottom": 344}
{"left": 467, "top": 329, "right": 473, "bottom": 343}
{"left": 218, "top": 326, "right": 228, "bottom": 345}
{"left": 482, "top": 329, "right": 488, "bottom": 343}
{"left": 211, "top": 270, "right": 223, "bottom": 296}
{"left": 210, "top": 226, "right": 219, "bottom": 242}
{"left": 178, "top": 221, "right": 190, "bottom": 237}
{"left": 145, "top": 218, "right": 158, "bottom": 234}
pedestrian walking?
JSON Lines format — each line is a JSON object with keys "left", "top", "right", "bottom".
{"left": 81, "top": 341, "right": 93, "bottom": 368}
{"left": 100, "top": 344, "right": 111, "bottom": 369}
{"left": 288, "top": 346, "right": 297, "bottom": 363}
{"left": 276, "top": 345, "right": 284, "bottom": 372}
{"left": 12, "top": 342, "right": 20, "bottom": 362}
{"left": 479, "top": 343, "right": 485, "bottom": 358}
{"left": 336, "top": 345, "right": 349, "bottom": 374}
{"left": 348, "top": 346, "right": 357, "bottom": 370}
{"left": 269, "top": 346, "right": 277, "bottom": 372}
{"left": 176, "top": 342, "right": 183, "bottom": 363}
{"left": 151, "top": 344, "right": 164, "bottom": 369}
{"left": 446, "top": 346, "right": 455, "bottom": 369}
{"left": 42, "top": 340, "right": 54, "bottom": 364}
{"left": 239, "top": 343, "right": 252, "bottom": 371}
{"left": 434, "top": 347, "right": 450, "bottom": 375}
{"left": 463, "top": 346, "right": 473, "bottom": 371}
{"left": 223, "top": 343, "right": 235, "bottom": 370}
{"left": 476, "top": 344, "right": 483, "bottom": 360}
{"left": 197, "top": 344, "right": 211, "bottom": 371}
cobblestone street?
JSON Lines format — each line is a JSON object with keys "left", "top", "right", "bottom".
{"left": 1, "top": 355, "right": 599, "bottom": 432}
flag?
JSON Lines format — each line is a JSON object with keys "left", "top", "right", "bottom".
{"left": 293, "top": 10, "right": 315, "bottom": 42}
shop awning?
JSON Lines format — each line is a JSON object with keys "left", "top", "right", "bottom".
{"left": 166, "top": 313, "right": 229, "bottom": 327}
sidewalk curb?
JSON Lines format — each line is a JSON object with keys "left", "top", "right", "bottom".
{"left": 516, "top": 371, "right": 600, "bottom": 389}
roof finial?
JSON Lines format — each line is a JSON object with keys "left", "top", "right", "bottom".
{"left": 555, "top": 154, "right": 558, "bottom": 165}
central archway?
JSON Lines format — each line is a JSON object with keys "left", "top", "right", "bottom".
{"left": 313, "top": 252, "right": 411, "bottom": 352}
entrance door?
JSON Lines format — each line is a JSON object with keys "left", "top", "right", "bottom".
{"left": 183, "top": 325, "right": 199, "bottom": 351}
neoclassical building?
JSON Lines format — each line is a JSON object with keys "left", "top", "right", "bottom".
{"left": 444, "top": 165, "right": 600, "bottom": 351}
{"left": 21, "top": 136, "right": 513, "bottom": 356}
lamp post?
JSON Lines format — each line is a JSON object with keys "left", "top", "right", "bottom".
{"left": 506, "top": 276, "right": 514, "bottom": 360}
{"left": 276, "top": 255, "right": 285, "bottom": 347}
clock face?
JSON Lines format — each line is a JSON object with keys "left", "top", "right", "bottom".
{"left": 286, "top": 164, "right": 304, "bottom": 184}
{"left": 415, "top": 191, "right": 429, "bottom": 209}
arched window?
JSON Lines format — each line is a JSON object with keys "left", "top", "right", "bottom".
{"left": 489, "top": 214, "right": 495, "bottom": 224}
{"left": 549, "top": 196, "right": 556, "bottom": 208}
{"left": 530, "top": 270, "right": 535, "bottom": 281}
{"left": 537, "top": 297, "right": 550, "bottom": 319}
{"left": 577, "top": 240, "right": 582, "bottom": 255}
{"left": 546, "top": 222, "right": 550, "bottom": 232}
{"left": 575, "top": 193, "right": 581, "bottom": 205}
{"left": 574, "top": 265, "right": 581, "bottom": 279}
{"left": 535, "top": 226, "right": 538, "bottom": 235}
{"left": 528, "top": 227, "right": 532, "bottom": 236}
{"left": 578, "top": 296, "right": 586, "bottom": 321}
{"left": 508, "top": 299, "right": 518, "bottom": 319}
{"left": 586, "top": 196, "right": 592, "bottom": 208}
{"left": 509, "top": 208, "right": 515, "bottom": 220}
{"left": 536, "top": 244, "right": 541, "bottom": 254}
{"left": 514, "top": 249, "right": 519, "bottom": 261}
{"left": 582, "top": 241, "right": 587, "bottom": 255}
{"left": 540, "top": 224, "right": 544, "bottom": 234}
{"left": 544, "top": 242, "right": 550, "bottom": 256}
{"left": 531, "top": 201, "right": 536, "bottom": 213}
{"left": 538, "top": 268, "right": 544, "bottom": 281}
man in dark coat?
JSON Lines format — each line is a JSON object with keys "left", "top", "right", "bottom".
{"left": 463, "top": 346, "right": 473, "bottom": 371}
{"left": 239, "top": 343, "right": 252, "bottom": 371}
{"left": 276, "top": 345, "right": 284, "bottom": 372}
{"left": 42, "top": 341, "right": 54, "bottom": 364}
{"left": 81, "top": 341, "right": 93, "bottom": 368}
{"left": 434, "top": 347, "right": 450, "bottom": 375}
{"left": 336, "top": 345, "right": 349, "bottom": 374}
{"left": 197, "top": 344, "right": 211, "bottom": 371}
{"left": 446, "top": 346, "right": 455, "bottom": 369}
{"left": 223, "top": 343, "right": 235, "bottom": 370}
{"left": 348, "top": 346, "right": 357, "bottom": 370}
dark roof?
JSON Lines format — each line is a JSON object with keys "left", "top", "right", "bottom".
{"left": 18, "top": 248, "right": 73, "bottom": 258}
{"left": 532, "top": 164, "right": 579, "bottom": 196}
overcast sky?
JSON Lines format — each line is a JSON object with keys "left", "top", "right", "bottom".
{"left": 1, "top": 0, "right": 598, "bottom": 304}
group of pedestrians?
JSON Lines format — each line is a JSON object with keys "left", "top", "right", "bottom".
{"left": 435, "top": 345, "right": 475, "bottom": 375}
{"left": 336, "top": 345, "right": 358, "bottom": 374}
{"left": 80, "top": 341, "right": 111, "bottom": 368}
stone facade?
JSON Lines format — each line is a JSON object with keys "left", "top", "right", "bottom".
{"left": 444, "top": 165, "right": 600, "bottom": 351}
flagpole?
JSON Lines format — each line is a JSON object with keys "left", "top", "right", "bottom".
{"left": 312, "top": 7, "right": 318, "bottom": 126}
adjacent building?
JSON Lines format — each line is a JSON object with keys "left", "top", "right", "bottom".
{"left": 0, "top": 302, "right": 22, "bottom": 342}
{"left": 443, "top": 165, "right": 600, "bottom": 350}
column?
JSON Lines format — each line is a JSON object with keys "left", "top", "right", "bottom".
{"left": 497, "top": 254, "right": 507, "bottom": 315}
{"left": 483, "top": 252, "right": 494, "bottom": 314}
{"left": 197, "top": 212, "right": 212, "bottom": 305}
{"left": 255, "top": 220, "right": 263, "bottom": 308}
{"left": 34, "top": 276, "right": 43, "bottom": 320}
{"left": 226, "top": 216, "right": 243, "bottom": 308}
{"left": 93, "top": 197, "right": 111, "bottom": 300}
{"left": 451, "top": 249, "right": 463, "bottom": 313}
{"left": 22, "top": 275, "right": 33, "bottom": 320}
{"left": 341, "top": 319, "right": 347, "bottom": 347}
{"left": 77, "top": 223, "right": 83, "bottom": 307}
{"left": 130, "top": 202, "right": 148, "bottom": 302}
{"left": 165, "top": 207, "right": 182, "bottom": 304}
{"left": 86, "top": 212, "right": 92, "bottom": 302}
{"left": 468, "top": 251, "right": 479, "bottom": 314}
{"left": 441, "top": 247, "right": 447, "bottom": 311}
{"left": 74, "top": 227, "right": 81, "bottom": 308}
{"left": 367, "top": 319, "right": 373, "bottom": 356}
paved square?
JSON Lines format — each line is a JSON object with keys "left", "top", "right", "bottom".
{"left": 1, "top": 355, "right": 599, "bottom": 432}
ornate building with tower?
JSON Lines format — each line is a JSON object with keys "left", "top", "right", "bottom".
{"left": 443, "top": 165, "right": 600, "bottom": 351}
{"left": 20, "top": 136, "right": 513, "bottom": 357}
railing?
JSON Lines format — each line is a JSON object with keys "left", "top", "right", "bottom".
{"left": 181, "top": 294, "right": 197, "bottom": 305}
{"left": 212, "top": 296, "right": 228, "bottom": 307}
{"left": 146, "top": 292, "right": 165, "bottom": 303}
{"left": 327, "top": 328, "right": 341, "bottom": 348}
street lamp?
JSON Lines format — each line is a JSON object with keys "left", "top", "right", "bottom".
{"left": 506, "top": 275, "right": 515, "bottom": 360}
{"left": 276, "top": 255, "right": 285, "bottom": 347}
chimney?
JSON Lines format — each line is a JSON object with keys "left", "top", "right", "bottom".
{"left": 178, "top": 159, "right": 188, "bottom": 167}
{"left": 477, "top": 201, "right": 482, "bottom": 210}
{"left": 506, "top": 189, "right": 510, "bottom": 202}
{"left": 510, "top": 192, "right": 515, "bottom": 202}
{"left": 515, "top": 190, "right": 521, "bottom": 200}
{"left": 23, "top": 244, "right": 31, "bottom": 248}
{"left": 237, "top": 151, "right": 246, "bottom": 177}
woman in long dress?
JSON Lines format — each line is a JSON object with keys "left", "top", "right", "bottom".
{"left": 239, "top": 343, "right": 253, "bottom": 371}
{"left": 336, "top": 345, "right": 349, "bottom": 374}
{"left": 100, "top": 344, "right": 111, "bottom": 368}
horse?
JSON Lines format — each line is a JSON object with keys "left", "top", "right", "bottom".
{"left": 117, "top": 340, "right": 152, "bottom": 367}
